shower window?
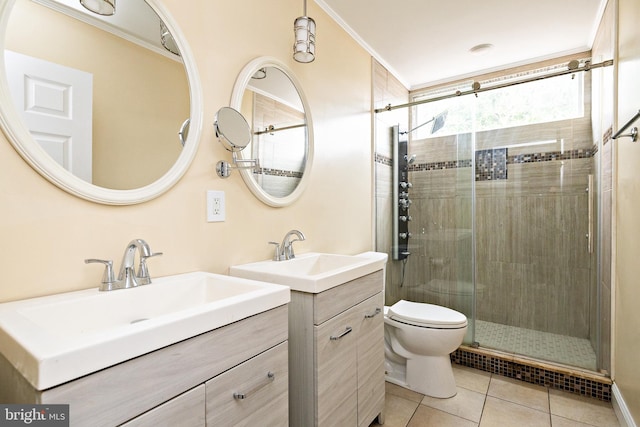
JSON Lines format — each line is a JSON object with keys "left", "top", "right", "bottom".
{"left": 412, "top": 72, "right": 584, "bottom": 139}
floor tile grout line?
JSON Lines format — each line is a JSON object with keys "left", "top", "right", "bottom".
{"left": 405, "top": 399, "right": 421, "bottom": 427}
{"left": 478, "top": 379, "right": 490, "bottom": 426}
{"left": 547, "top": 387, "right": 553, "bottom": 427}
{"left": 484, "top": 390, "right": 553, "bottom": 415}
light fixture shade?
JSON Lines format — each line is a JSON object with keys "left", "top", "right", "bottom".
{"left": 160, "top": 21, "right": 180, "bottom": 56}
{"left": 252, "top": 68, "right": 267, "bottom": 79}
{"left": 293, "top": 16, "right": 316, "bottom": 63}
{"left": 80, "top": 0, "right": 115, "bottom": 16}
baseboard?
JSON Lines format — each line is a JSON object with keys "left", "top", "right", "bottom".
{"left": 613, "top": 383, "right": 638, "bottom": 427}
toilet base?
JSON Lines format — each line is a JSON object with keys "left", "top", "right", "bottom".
{"left": 407, "top": 355, "right": 457, "bottom": 398}
{"left": 385, "top": 355, "right": 457, "bottom": 398}
{"left": 384, "top": 358, "right": 407, "bottom": 388}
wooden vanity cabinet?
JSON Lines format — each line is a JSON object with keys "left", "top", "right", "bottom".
{"left": 289, "top": 270, "right": 385, "bottom": 427}
{"left": 1, "top": 305, "right": 289, "bottom": 427}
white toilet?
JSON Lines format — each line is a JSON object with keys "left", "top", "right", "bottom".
{"left": 384, "top": 299, "right": 468, "bottom": 398}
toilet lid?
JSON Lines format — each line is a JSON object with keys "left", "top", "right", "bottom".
{"left": 388, "top": 300, "right": 467, "bottom": 329}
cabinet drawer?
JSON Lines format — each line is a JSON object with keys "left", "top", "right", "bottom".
{"left": 315, "top": 306, "right": 358, "bottom": 426}
{"left": 206, "top": 342, "right": 288, "bottom": 426}
{"left": 121, "top": 385, "right": 205, "bottom": 427}
{"left": 313, "top": 270, "right": 383, "bottom": 325}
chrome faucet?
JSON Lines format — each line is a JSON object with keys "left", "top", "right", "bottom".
{"left": 86, "top": 239, "right": 163, "bottom": 291}
{"left": 269, "top": 230, "right": 306, "bottom": 261}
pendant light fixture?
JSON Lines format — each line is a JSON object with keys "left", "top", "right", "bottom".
{"left": 79, "top": 0, "right": 115, "bottom": 16}
{"left": 293, "top": 0, "right": 315, "bottom": 63}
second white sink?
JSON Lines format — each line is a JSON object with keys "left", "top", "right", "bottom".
{"left": 230, "top": 252, "right": 388, "bottom": 293}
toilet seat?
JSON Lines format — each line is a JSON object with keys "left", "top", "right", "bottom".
{"left": 388, "top": 300, "right": 467, "bottom": 329}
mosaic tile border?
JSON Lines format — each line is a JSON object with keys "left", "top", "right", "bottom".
{"left": 253, "top": 168, "right": 303, "bottom": 178}
{"left": 375, "top": 153, "right": 393, "bottom": 166}
{"left": 508, "top": 147, "right": 596, "bottom": 164}
{"left": 374, "top": 144, "right": 599, "bottom": 172}
{"left": 603, "top": 126, "right": 613, "bottom": 146}
{"left": 410, "top": 159, "right": 472, "bottom": 171}
{"left": 451, "top": 346, "right": 612, "bottom": 402}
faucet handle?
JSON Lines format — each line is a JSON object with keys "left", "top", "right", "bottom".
{"left": 137, "top": 252, "right": 163, "bottom": 285}
{"left": 268, "top": 242, "right": 282, "bottom": 261}
{"left": 85, "top": 258, "right": 116, "bottom": 290}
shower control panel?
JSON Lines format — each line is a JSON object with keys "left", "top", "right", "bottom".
{"left": 392, "top": 125, "right": 412, "bottom": 260}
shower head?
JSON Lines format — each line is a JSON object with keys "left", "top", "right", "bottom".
{"left": 403, "top": 109, "right": 449, "bottom": 136}
{"left": 431, "top": 110, "right": 448, "bottom": 134}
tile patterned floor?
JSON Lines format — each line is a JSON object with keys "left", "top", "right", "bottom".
{"left": 475, "top": 320, "right": 597, "bottom": 371}
{"left": 370, "top": 365, "right": 621, "bottom": 427}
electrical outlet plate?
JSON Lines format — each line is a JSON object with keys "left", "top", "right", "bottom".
{"left": 206, "top": 190, "right": 225, "bottom": 222}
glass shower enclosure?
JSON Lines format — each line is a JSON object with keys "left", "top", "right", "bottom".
{"left": 378, "top": 64, "right": 608, "bottom": 374}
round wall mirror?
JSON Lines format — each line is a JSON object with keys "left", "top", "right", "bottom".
{"left": 0, "top": 0, "right": 203, "bottom": 205}
{"left": 231, "top": 57, "right": 313, "bottom": 207}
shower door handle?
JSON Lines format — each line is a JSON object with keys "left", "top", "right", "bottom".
{"left": 587, "top": 174, "right": 594, "bottom": 254}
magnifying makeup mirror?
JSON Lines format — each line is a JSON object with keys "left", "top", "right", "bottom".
{"left": 214, "top": 107, "right": 251, "bottom": 152}
{"left": 214, "top": 107, "right": 257, "bottom": 178}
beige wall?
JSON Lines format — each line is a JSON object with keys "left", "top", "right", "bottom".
{"left": 614, "top": 0, "right": 640, "bottom": 421}
{"left": 0, "top": 0, "right": 373, "bottom": 302}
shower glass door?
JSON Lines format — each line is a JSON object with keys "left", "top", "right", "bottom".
{"left": 403, "top": 105, "right": 475, "bottom": 345}
{"left": 407, "top": 68, "right": 601, "bottom": 371}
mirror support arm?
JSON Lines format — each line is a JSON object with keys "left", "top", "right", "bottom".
{"left": 216, "top": 153, "right": 259, "bottom": 178}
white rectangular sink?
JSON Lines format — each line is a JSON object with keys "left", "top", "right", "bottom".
{"left": 229, "top": 252, "right": 388, "bottom": 293}
{"left": 0, "top": 272, "right": 289, "bottom": 390}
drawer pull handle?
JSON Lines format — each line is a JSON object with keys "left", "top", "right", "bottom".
{"left": 233, "top": 371, "right": 275, "bottom": 400}
{"left": 330, "top": 326, "right": 353, "bottom": 341}
{"left": 365, "top": 308, "right": 382, "bottom": 319}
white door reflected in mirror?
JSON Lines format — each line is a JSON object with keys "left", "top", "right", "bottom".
{"left": 5, "top": 50, "right": 93, "bottom": 182}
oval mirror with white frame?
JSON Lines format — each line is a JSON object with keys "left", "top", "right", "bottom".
{"left": 231, "top": 57, "right": 313, "bottom": 207}
{"left": 0, "top": 0, "right": 203, "bottom": 205}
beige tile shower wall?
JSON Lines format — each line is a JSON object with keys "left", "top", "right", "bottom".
{"left": 250, "top": 92, "right": 306, "bottom": 197}
{"left": 406, "top": 114, "right": 594, "bottom": 338}
{"left": 252, "top": 92, "right": 306, "bottom": 172}
{"left": 0, "top": 0, "right": 374, "bottom": 302}
{"left": 372, "top": 59, "right": 408, "bottom": 305}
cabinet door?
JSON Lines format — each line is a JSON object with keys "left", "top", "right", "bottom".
{"left": 356, "top": 293, "right": 385, "bottom": 427}
{"left": 315, "top": 306, "right": 358, "bottom": 426}
{"left": 121, "top": 385, "right": 205, "bottom": 427}
{"left": 206, "top": 342, "right": 288, "bottom": 427}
